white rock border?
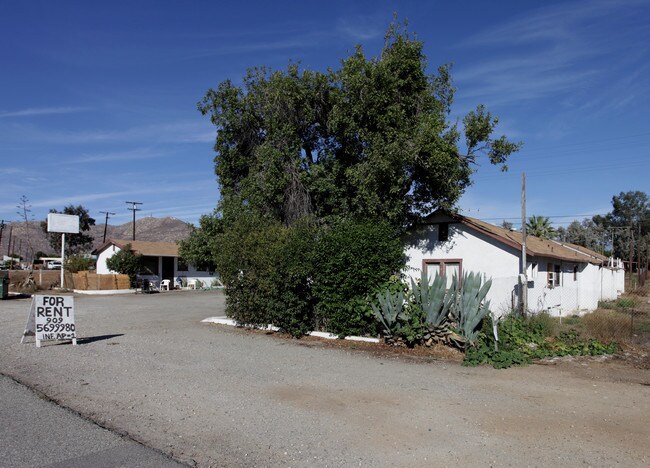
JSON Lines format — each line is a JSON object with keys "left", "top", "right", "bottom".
{"left": 73, "top": 289, "right": 136, "bottom": 295}
{"left": 202, "top": 316, "right": 380, "bottom": 343}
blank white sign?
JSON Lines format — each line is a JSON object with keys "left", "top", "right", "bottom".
{"left": 47, "top": 213, "right": 80, "bottom": 234}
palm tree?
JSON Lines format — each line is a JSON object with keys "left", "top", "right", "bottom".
{"left": 526, "top": 215, "right": 556, "bottom": 239}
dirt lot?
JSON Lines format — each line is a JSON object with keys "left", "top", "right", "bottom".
{"left": 1, "top": 291, "right": 648, "bottom": 467}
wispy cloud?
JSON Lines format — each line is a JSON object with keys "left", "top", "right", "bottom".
{"left": 461, "top": 0, "right": 647, "bottom": 47}
{"left": 336, "top": 16, "right": 385, "bottom": 41}
{"left": 0, "top": 190, "right": 134, "bottom": 213}
{"left": 0, "top": 106, "right": 89, "bottom": 118}
{"left": 186, "top": 35, "right": 327, "bottom": 60}
{"left": 66, "top": 147, "right": 168, "bottom": 164}
{"left": 454, "top": 0, "right": 650, "bottom": 111}
{"left": 6, "top": 120, "right": 214, "bottom": 145}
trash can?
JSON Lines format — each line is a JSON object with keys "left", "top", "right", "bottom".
{"left": 0, "top": 271, "right": 8, "bottom": 300}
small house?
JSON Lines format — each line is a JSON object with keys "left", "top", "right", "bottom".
{"left": 94, "top": 239, "right": 217, "bottom": 289}
{"left": 405, "top": 212, "right": 625, "bottom": 316}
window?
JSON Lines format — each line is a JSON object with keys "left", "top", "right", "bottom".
{"left": 547, "top": 263, "right": 561, "bottom": 288}
{"left": 140, "top": 256, "right": 159, "bottom": 276}
{"left": 177, "top": 257, "right": 188, "bottom": 272}
{"left": 423, "top": 259, "right": 462, "bottom": 287}
{"left": 438, "top": 222, "right": 449, "bottom": 242}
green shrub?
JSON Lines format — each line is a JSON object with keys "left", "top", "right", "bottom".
{"left": 526, "top": 311, "right": 556, "bottom": 338}
{"left": 311, "top": 219, "right": 404, "bottom": 337}
{"left": 65, "top": 255, "right": 93, "bottom": 273}
{"left": 616, "top": 297, "right": 637, "bottom": 309}
{"left": 105, "top": 244, "right": 141, "bottom": 287}
{"left": 268, "top": 221, "right": 317, "bottom": 337}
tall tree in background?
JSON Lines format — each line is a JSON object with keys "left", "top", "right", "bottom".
{"left": 556, "top": 219, "right": 606, "bottom": 253}
{"left": 41, "top": 205, "right": 96, "bottom": 255}
{"left": 593, "top": 190, "right": 650, "bottom": 265}
{"left": 526, "top": 215, "right": 556, "bottom": 239}
{"left": 17, "top": 195, "right": 35, "bottom": 266}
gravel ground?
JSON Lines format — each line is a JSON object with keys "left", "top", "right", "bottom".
{"left": 1, "top": 290, "right": 649, "bottom": 467}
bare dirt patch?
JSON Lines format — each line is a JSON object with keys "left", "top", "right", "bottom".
{"left": 218, "top": 323, "right": 650, "bottom": 386}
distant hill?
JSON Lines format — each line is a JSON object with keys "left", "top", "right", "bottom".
{"left": 0, "top": 217, "right": 193, "bottom": 258}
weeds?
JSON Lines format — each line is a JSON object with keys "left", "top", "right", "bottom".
{"left": 464, "top": 314, "right": 619, "bottom": 369}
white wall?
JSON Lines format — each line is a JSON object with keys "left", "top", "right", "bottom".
{"left": 174, "top": 259, "right": 220, "bottom": 288}
{"left": 405, "top": 223, "right": 521, "bottom": 316}
{"left": 405, "top": 223, "right": 623, "bottom": 317}
{"left": 96, "top": 245, "right": 120, "bottom": 274}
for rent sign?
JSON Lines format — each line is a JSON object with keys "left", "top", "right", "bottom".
{"left": 22, "top": 295, "right": 78, "bottom": 347}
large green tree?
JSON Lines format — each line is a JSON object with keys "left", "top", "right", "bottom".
{"left": 41, "top": 205, "right": 96, "bottom": 255}
{"left": 198, "top": 23, "right": 521, "bottom": 228}
{"left": 184, "top": 21, "right": 522, "bottom": 334}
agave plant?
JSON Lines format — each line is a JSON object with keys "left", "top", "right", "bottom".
{"left": 457, "top": 272, "right": 492, "bottom": 347}
{"left": 371, "top": 288, "right": 406, "bottom": 338}
{"left": 408, "top": 271, "right": 466, "bottom": 348}
{"left": 410, "top": 270, "right": 448, "bottom": 327}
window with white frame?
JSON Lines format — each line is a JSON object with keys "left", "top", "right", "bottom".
{"left": 547, "top": 262, "right": 561, "bottom": 288}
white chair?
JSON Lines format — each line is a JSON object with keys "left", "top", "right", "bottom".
{"left": 188, "top": 279, "right": 197, "bottom": 290}
{"left": 160, "top": 279, "right": 170, "bottom": 291}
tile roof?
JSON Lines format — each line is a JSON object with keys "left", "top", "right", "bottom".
{"left": 423, "top": 212, "right": 607, "bottom": 265}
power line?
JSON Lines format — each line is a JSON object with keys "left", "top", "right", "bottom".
{"left": 476, "top": 213, "right": 608, "bottom": 221}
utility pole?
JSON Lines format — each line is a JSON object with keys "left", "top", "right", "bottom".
{"left": 521, "top": 172, "right": 528, "bottom": 317}
{"left": 99, "top": 211, "right": 116, "bottom": 243}
{"left": 6, "top": 224, "right": 12, "bottom": 256}
{"left": 0, "top": 220, "right": 5, "bottom": 255}
{"left": 629, "top": 227, "right": 634, "bottom": 289}
{"left": 125, "top": 201, "right": 142, "bottom": 241}
{"left": 638, "top": 223, "right": 642, "bottom": 286}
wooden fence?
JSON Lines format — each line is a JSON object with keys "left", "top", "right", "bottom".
{"left": 8, "top": 270, "right": 130, "bottom": 290}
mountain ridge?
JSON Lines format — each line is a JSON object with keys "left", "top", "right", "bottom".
{"left": 0, "top": 217, "right": 193, "bottom": 258}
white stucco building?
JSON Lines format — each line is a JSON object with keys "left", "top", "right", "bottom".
{"left": 94, "top": 239, "right": 218, "bottom": 289}
{"left": 405, "top": 212, "right": 625, "bottom": 317}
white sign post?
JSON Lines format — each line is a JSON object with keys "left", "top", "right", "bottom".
{"left": 47, "top": 213, "right": 79, "bottom": 289}
{"left": 21, "top": 295, "right": 77, "bottom": 347}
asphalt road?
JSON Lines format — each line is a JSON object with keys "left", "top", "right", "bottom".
{"left": 0, "top": 290, "right": 648, "bottom": 467}
{"left": 0, "top": 374, "right": 183, "bottom": 467}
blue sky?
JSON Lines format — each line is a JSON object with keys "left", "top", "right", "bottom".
{"left": 1, "top": 0, "right": 648, "bottom": 228}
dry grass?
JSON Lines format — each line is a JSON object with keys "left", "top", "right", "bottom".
{"left": 581, "top": 309, "right": 634, "bottom": 342}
